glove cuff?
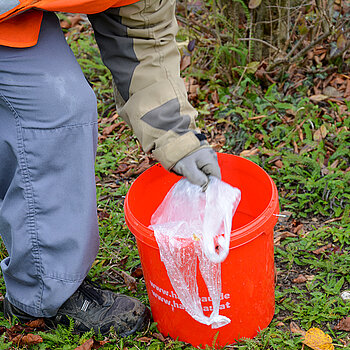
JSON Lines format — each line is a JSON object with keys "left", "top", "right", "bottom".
{"left": 152, "top": 131, "right": 209, "bottom": 170}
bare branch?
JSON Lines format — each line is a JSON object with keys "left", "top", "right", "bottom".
{"left": 239, "top": 38, "right": 281, "bottom": 52}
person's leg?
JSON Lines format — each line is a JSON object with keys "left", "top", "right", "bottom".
{"left": 0, "top": 12, "right": 99, "bottom": 318}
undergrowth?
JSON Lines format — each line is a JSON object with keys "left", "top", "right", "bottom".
{"left": 0, "top": 12, "right": 348, "bottom": 350}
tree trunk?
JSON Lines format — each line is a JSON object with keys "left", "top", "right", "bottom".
{"left": 219, "top": 0, "right": 298, "bottom": 61}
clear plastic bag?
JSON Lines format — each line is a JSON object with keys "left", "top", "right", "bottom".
{"left": 150, "top": 176, "right": 241, "bottom": 328}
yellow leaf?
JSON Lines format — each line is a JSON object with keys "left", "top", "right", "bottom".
{"left": 248, "top": 0, "right": 262, "bottom": 9}
{"left": 246, "top": 61, "right": 260, "bottom": 74}
{"left": 313, "top": 124, "right": 328, "bottom": 142}
{"left": 337, "top": 33, "right": 347, "bottom": 51}
{"left": 302, "top": 328, "right": 334, "bottom": 350}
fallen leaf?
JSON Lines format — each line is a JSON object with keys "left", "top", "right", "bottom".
{"left": 293, "top": 223, "right": 304, "bottom": 234}
{"left": 290, "top": 321, "right": 306, "bottom": 336}
{"left": 248, "top": 0, "right": 262, "bottom": 9}
{"left": 11, "top": 334, "right": 43, "bottom": 346}
{"left": 337, "top": 33, "right": 347, "bottom": 51}
{"left": 323, "top": 86, "right": 343, "bottom": 98}
{"left": 60, "top": 20, "right": 71, "bottom": 29}
{"left": 345, "top": 80, "right": 350, "bottom": 98}
{"left": 305, "top": 275, "right": 315, "bottom": 281}
{"left": 153, "top": 332, "right": 166, "bottom": 342}
{"left": 180, "top": 55, "right": 191, "bottom": 71}
{"left": 314, "top": 125, "right": 329, "bottom": 142}
{"left": 274, "top": 231, "right": 297, "bottom": 244}
{"left": 97, "top": 210, "right": 110, "bottom": 220}
{"left": 102, "top": 121, "right": 123, "bottom": 136}
{"left": 302, "top": 327, "right": 334, "bottom": 350}
{"left": 312, "top": 243, "right": 332, "bottom": 255}
{"left": 136, "top": 336, "right": 152, "bottom": 343}
{"left": 25, "top": 318, "right": 46, "bottom": 329}
{"left": 70, "top": 15, "right": 83, "bottom": 28}
{"left": 93, "top": 339, "right": 109, "bottom": 349}
{"left": 334, "top": 316, "right": 350, "bottom": 331}
{"left": 240, "top": 148, "right": 259, "bottom": 157}
{"left": 119, "top": 256, "right": 129, "bottom": 268}
{"left": 310, "top": 94, "right": 328, "bottom": 102}
{"left": 276, "top": 321, "right": 285, "bottom": 327}
{"left": 74, "top": 338, "right": 94, "bottom": 350}
{"left": 120, "top": 271, "right": 137, "bottom": 292}
{"left": 114, "top": 163, "right": 129, "bottom": 174}
{"left": 131, "top": 267, "right": 143, "bottom": 278}
{"left": 134, "top": 158, "right": 151, "bottom": 175}
{"left": 274, "top": 159, "right": 284, "bottom": 168}
{"left": 293, "top": 274, "right": 307, "bottom": 284}
{"left": 246, "top": 61, "right": 260, "bottom": 74}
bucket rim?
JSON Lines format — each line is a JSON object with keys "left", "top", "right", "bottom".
{"left": 124, "top": 154, "right": 279, "bottom": 248}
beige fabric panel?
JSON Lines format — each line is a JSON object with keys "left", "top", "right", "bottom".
{"left": 116, "top": 0, "right": 203, "bottom": 169}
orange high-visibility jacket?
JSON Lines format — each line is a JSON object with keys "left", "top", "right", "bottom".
{"left": 0, "top": 0, "right": 140, "bottom": 48}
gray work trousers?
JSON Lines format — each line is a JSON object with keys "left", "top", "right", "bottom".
{"left": 0, "top": 13, "right": 100, "bottom": 317}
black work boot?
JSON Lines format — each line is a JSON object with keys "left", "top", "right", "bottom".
{"left": 4, "top": 278, "right": 151, "bottom": 336}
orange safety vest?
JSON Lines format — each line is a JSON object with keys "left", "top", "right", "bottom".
{"left": 0, "top": 0, "right": 140, "bottom": 48}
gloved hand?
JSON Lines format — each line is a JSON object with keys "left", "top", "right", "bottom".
{"left": 172, "top": 148, "right": 221, "bottom": 190}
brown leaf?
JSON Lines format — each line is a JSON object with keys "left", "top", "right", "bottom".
{"left": 136, "top": 336, "right": 152, "bottom": 343}
{"left": 334, "top": 316, "right": 350, "bottom": 331}
{"left": 312, "top": 243, "right": 332, "bottom": 255}
{"left": 180, "top": 55, "right": 191, "bottom": 71}
{"left": 290, "top": 321, "right": 306, "bottom": 336}
{"left": 337, "top": 33, "right": 347, "bottom": 51}
{"left": 293, "top": 274, "right": 307, "bottom": 284}
{"left": 212, "top": 90, "right": 219, "bottom": 104}
{"left": 60, "top": 20, "right": 71, "bottom": 29}
{"left": 25, "top": 318, "right": 46, "bottom": 329}
{"left": 102, "top": 122, "right": 123, "bottom": 136}
{"left": 274, "top": 159, "right": 284, "bottom": 168}
{"left": 314, "top": 125, "right": 329, "bottom": 142}
{"left": 310, "top": 94, "right": 328, "bottom": 102}
{"left": 293, "top": 224, "right": 304, "bottom": 234}
{"left": 153, "top": 332, "right": 166, "bottom": 342}
{"left": 12, "top": 334, "right": 43, "bottom": 346}
{"left": 70, "top": 15, "right": 84, "bottom": 28}
{"left": 93, "top": 339, "right": 109, "bottom": 349}
{"left": 119, "top": 256, "right": 129, "bottom": 268}
{"left": 134, "top": 158, "right": 151, "bottom": 175}
{"left": 240, "top": 148, "right": 260, "bottom": 157}
{"left": 131, "top": 267, "right": 143, "bottom": 279}
{"left": 345, "top": 80, "right": 350, "bottom": 98}
{"left": 323, "top": 86, "right": 343, "bottom": 98}
{"left": 120, "top": 271, "right": 137, "bottom": 292}
{"left": 114, "top": 163, "right": 129, "bottom": 174}
{"left": 97, "top": 210, "right": 110, "bottom": 220}
{"left": 274, "top": 231, "right": 297, "bottom": 245}
{"left": 7, "top": 324, "right": 25, "bottom": 337}
{"left": 75, "top": 338, "right": 94, "bottom": 350}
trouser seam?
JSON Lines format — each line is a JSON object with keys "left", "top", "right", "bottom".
{"left": 22, "top": 121, "right": 98, "bottom": 131}
{"left": 0, "top": 92, "right": 45, "bottom": 311}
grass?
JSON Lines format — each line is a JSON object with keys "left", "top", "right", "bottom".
{"left": 0, "top": 18, "right": 349, "bottom": 349}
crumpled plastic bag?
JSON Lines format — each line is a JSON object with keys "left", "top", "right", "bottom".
{"left": 150, "top": 176, "right": 241, "bottom": 329}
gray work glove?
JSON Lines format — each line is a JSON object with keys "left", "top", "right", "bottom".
{"left": 172, "top": 148, "right": 221, "bottom": 190}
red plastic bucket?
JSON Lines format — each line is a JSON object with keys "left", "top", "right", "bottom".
{"left": 124, "top": 153, "right": 279, "bottom": 347}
